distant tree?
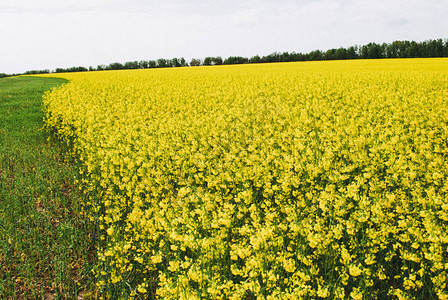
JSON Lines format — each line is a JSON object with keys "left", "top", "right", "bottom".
{"left": 25, "top": 69, "right": 50, "bottom": 74}
{"left": 386, "top": 42, "right": 395, "bottom": 58}
{"left": 203, "top": 57, "right": 213, "bottom": 66}
{"left": 148, "top": 60, "right": 157, "bottom": 68}
{"left": 157, "top": 58, "right": 168, "bottom": 68}
{"left": 397, "top": 41, "right": 410, "bottom": 58}
{"left": 288, "top": 52, "right": 305, "bottom": 61}
{"left": 307, "top": 50, "right": 323, "bottom": 61}
{"left": 334, "top": 48, "right": 347, "bottom": 60}
{"left": 324, "top": 49, "right": 336, "bottom": 60}
{"left": 346, "top": 46, "right": 358, "bottom": 59}
{"left": 280, "top": 52, "right": 291, "bottom": 62}
{"left": 428, "top": 39, "right": 445, "bottom": 57}
{"left": 263, "top": 52, "right": 281, "bottom": 63}
{"left": 179, "top": 57, "right": 187, "bottom": 67}
{"left": 359, "top": 45, "right": 369, "bottom": 59}
{"left": 123, "top": 61, "right": 140, "bottom": 69}
{"left": 359, "top": 42, "right": 384, "bottom": 59}
{"left": 203, "top": 57, "right": 223, "bottom": 66}
{"left": 367, "top": 42, "right": 385, "bottom": 59}
{"left": 140, "top": 60, "right": 149, "bottom": 69}
{"left": 63, "top": 66, "right": 88, "bottom": 72}
{"left": 224, "top": 56, "right": 248, "bottom": 64}
{"left": 223, "top": 56, "right": 234, "bottom": 64}
{"left": 170, "top": 58, "right": 181, "bottom": 67}
{"left": 444, "top": 39, "right": 448, "bottom": 57}
{"left": 406, "top": 41, "right": 420, "bottom": 58}
{"left": 249, "top": 55, "right": 261, "bottom": 63}
{"left": 107, "top": 62, "right": 124, "bottom": 70}
{"left": 214, "top": 56, "right": 223, "bottom": 65}
{"left": 190, "top": 58, "right": 201, "bottom": 66}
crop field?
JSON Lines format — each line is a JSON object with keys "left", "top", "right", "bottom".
{"left": 39, "top": 59, "right": 448, "bottom": 299}
{"left": 0, "top": 77, "right": 96, "bottom": 299}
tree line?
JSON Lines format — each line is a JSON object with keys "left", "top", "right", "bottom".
{"left": 3, "top": 38, "right": 447, "bottom": 76}
{"left": 0, "top": 73, "right": 21, "bottom": 78}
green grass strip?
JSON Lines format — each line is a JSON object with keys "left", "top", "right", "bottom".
{"left": 0, "top": 77, "right": 97, "bottom": 299}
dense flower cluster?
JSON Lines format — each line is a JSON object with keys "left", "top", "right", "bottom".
{"left": 41, "top": 59, "right": 448, "bottom": 299}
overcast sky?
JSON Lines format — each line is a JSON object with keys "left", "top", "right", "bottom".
{"left": 1, "top": 0, "right": 447, "bottom": 74}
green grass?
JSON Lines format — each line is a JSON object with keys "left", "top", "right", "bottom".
{"left": 0, "top": 77, "right": 97, "bottom": 299}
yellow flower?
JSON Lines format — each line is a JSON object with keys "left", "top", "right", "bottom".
{"left": 137, "top": 285, "right": 147, "bottom": 293}
{"left": 349, "top": 265, "right": 362, "bottom": 277}
{"left": 350, "top": 287, "right": 363, "bottom": 300}
{"left": 283, "top": 258, "right": 296, "bottom": 273}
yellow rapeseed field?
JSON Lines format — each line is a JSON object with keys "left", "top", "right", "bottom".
{"left": 40, "top": 59, "right": 448, "bottom": 299}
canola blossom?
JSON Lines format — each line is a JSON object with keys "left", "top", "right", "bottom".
{"left": 41, "top": 59, "right": 448, "bottom": 299}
